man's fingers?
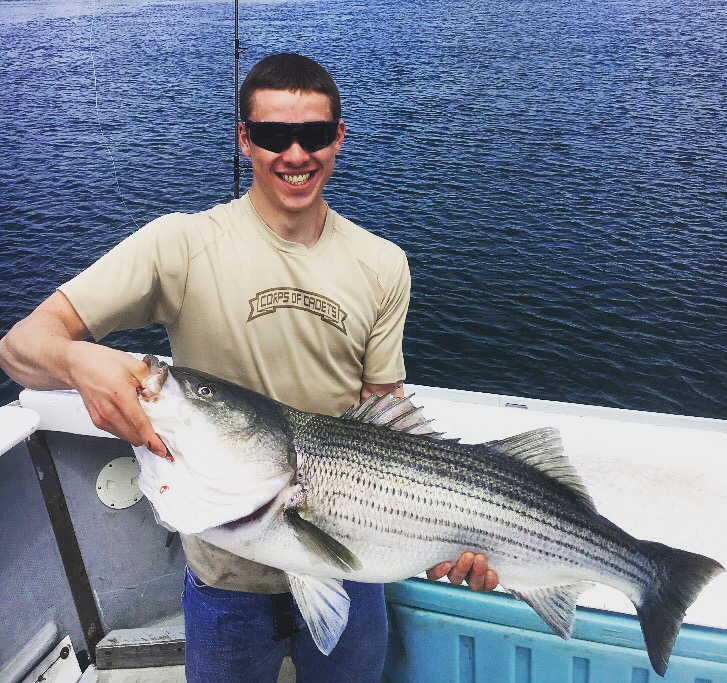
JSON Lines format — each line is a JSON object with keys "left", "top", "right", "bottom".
{"left": 81, "top": 380, "right": 167, "bottom": 459}
{"left": 88, "top": 399, "right": 145, "bottom": 443}
{"left": 428, "top": 554, "right": 499, "bottom": 592}
{"left": 92, "top": 402, "right": 168, "bottom": 459}
{"left": 426, "top": 562, "right": 452, "bottom": 581}
{"left": 464, "top": 556, "right": 499, "bottom": 592}
{"left": 136, "top": 425, "right": 168, "bottom": 460}
{"left": 446, "top": 552, "right": 500, "bottom": 592}
{"left": 122, "top": 357, "right": 167, "bottom": 456}
{"left": 463, "top": 553, "right": 488, "bottom": 591}
{"left": 483, "top": 569, "right": 499, "bottom": 591}
{"left": 465, "top": 555, "right": 494, "bottom": 591}
{"left": 447, "top": 551, "right": 474, "bottom": 586}
{"left": 64, "top": 344, "right": 171, "bottom": 457}
{"left": 127, "top": 403, "right": 168, "bottom": 458}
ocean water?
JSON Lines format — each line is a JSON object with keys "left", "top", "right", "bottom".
{"left": 1, "top": 0, "right": 725, "bottom": 418}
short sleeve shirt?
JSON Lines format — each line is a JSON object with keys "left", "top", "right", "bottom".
{"left": 59, "top": 193, "right": 410, "bottom": 591}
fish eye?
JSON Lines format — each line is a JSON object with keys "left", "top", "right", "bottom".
{"left": 197, "top": 385, "right": 214, "bottom": 398}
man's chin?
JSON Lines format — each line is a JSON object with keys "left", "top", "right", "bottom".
{"left": 276, "top": 182, "right": 323, "bottom": 210}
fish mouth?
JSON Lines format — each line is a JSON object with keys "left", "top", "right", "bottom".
{"left": 139, "top": 354, "right": 169, "bottom": 400}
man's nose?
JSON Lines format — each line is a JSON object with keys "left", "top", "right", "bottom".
{"left": 280, "top": 139, "right": 309, "bottom": 162}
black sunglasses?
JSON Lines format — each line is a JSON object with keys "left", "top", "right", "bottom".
{"left": 244, "top": 120, "right": 339, "bottom": 153}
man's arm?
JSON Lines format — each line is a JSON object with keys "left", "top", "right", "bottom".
{"left": 360, "top": 381, "right": 498, "bottom": 593}
{"left": 360, "top": 381, "right": 404, "bottom": 401}
{"left": 0, "top": 291, "right": 167, "bottom": 458}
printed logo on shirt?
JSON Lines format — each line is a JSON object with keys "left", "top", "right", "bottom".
{"left": 248, "top": 287, "right": 348, "bottom": 334}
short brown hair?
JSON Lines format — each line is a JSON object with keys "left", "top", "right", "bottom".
{"left": 239, "top": 53, "right": 341, "bottom": 121}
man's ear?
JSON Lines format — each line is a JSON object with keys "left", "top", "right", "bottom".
{"left": 238, "top": 122, "right": 252, "bottom": 158}
{"left": 334, "top": 120, "right": 345, "bottom": 154}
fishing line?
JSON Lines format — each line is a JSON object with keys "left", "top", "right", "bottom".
{"left": 89, "top": 0, "right": 141, "bottom": 230}
{"left": 233, "top": 0, "right": 240, "bottom": 198}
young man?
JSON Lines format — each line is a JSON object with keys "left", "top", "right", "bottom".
{"left": 0, "top": 53, "right": 497, "bottom": 681}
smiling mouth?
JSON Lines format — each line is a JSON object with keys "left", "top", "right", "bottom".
{"left": 279, "top": 171, "right": 313, "bottom": 186}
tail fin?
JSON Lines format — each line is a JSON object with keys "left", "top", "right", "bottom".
{"left": 635, "top": 541, "right": 724, "bottom": 676}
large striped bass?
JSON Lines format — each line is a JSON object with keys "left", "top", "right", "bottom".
{"left": 137, "top": 355, "right": 723, "bottom": 676}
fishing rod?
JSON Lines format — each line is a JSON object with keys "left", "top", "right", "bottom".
{"left": 233, "top": 0, "right": 240, "bottom": 198}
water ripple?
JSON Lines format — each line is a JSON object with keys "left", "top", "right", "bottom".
{"left": 1, "top": 0, "right": 726, "bottom": 418}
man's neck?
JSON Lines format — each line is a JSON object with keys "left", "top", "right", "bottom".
{"left": 248, "top": 187, "right": 327, "bottom": 248}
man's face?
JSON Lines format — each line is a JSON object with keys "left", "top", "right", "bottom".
{"left": 239, "top": 89, "right": 345, "bottom": 220}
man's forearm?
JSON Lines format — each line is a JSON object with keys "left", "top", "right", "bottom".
{"left": 360, "top": 381, "right": 405, "bottom": 402}
{"left": 0, "top": 311, "right": 80, "bottom": 390}
{"left": 0, "top": 291, "right": 91, "bottom": 391}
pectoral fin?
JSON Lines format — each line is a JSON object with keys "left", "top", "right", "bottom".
{"left": 287, "top": 573, "right": 350, "bottom": 655}
{"left": 513, "top": 582, "right": 595, "bottom": 639}
{"left": 284, "top": 508, "right": 362, "bottom": 572}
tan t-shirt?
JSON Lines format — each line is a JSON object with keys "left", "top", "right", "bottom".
{"left": 60, "top": 193, "right": 410, "bottom": 592}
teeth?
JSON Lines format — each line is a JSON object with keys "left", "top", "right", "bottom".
{"left": 282, "top": 173, "right": 311, "bottom": 186}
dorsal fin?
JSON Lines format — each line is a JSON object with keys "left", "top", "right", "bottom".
{"left": 486, "top": 428, "right": 596, "bottom": 511}
{"left": 340, "top": 388, "right": 455, "bottom": 440}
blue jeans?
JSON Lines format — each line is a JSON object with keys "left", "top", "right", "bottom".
{"left": 182, "top": 566, "right": 388, "bottom": 682}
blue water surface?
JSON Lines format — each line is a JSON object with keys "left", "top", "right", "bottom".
{"left": 1, "top": 0, "right": 725, "bottom": 418}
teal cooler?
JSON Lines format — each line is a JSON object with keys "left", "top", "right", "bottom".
{"left": 383, "top": 579, "right": 727, "bottom": 682}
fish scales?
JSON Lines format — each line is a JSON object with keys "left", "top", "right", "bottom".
{"left": 304, "top": 419, "right": 636, "bottom": 576}
{"left": 137, "top": 357, "right": 724, "bottom": 675}
{"left": 295, "top": 407, "right": 648, "bottom": 590}
{"left": 295, "top": 414, "right": 632, "bottom": 545}
{"left": 294, "top": 411, "right": 650, "bottom": 589}
{"left": 294, "top": 419, "right": 657, "bottom": 645}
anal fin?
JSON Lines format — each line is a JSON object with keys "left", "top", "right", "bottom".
{"left": 288, "top": 573, "right": 350, "bottom": 655}
{"left": 514, "top": 582, "right": 595, "bottom": 639}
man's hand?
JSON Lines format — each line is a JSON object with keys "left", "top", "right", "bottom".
{"left": 427, "top": 552, "right": 498, "bottom": 592}
{"left": 66, "top": 342, "right": 168, "bottom": 459}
